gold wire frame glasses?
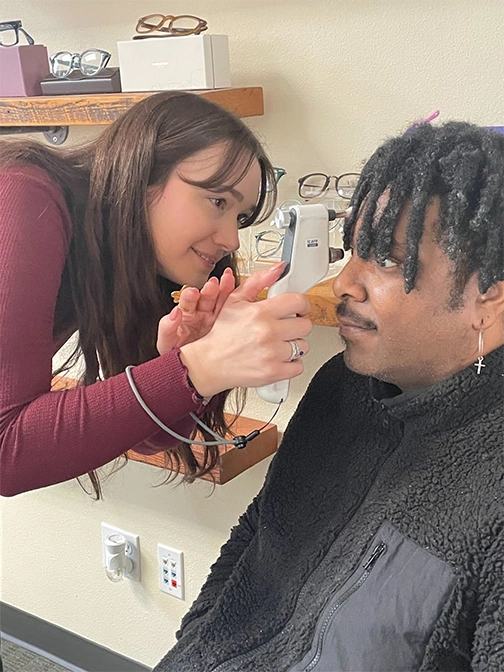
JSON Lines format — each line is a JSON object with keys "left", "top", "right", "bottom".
{"left": 134, "top": 14, "right": 208, "bottom": 40}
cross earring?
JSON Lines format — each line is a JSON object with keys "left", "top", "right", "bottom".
{"left": 474, "top": 328, "right": 485, "bottom": 374}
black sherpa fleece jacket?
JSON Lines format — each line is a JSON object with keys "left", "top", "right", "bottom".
{"left": 155, "top": 346, "right": 504, "bottom": 672}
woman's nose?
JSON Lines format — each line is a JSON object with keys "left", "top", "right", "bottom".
{"left": 213, "top": 215, "right": 240, "bottom": 253}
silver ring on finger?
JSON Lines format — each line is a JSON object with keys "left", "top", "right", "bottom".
{"left": 287, "top": 339, "right": 304, "bottom": 362}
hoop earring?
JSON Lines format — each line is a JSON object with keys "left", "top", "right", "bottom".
{"left": 474, "top": 327, "right": 486, "bottom": 374}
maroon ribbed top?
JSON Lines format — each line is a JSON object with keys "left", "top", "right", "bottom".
{"left": 0, "top": 164, "right": 207, "bottom": 496}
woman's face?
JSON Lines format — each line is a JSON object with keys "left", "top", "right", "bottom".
{"left": 147, "top": 144, "right": 261, "bottom": 288}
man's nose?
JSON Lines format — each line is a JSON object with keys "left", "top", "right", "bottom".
{"left": 332, "top": 253, "right": 368, "bottom": 302}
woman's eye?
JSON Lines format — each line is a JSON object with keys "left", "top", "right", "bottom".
{"left": 210, "top": 198, "right": 226, "bottom": 209}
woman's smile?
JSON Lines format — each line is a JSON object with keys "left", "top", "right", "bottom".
{"left": 192, "top": 247, "right": 219, "bottom": 268}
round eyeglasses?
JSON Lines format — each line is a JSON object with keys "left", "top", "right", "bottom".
{"left": 298, "top": 172, "right": 361, "bottom": 201}
{"left": 255, "top": 229, "right": 285, "bottom": 260}
{"left": 134, "top": 14, "right": 208, "bottom": 39}
{"left": 50, "top": 49, "right": 111, "bottom": 78}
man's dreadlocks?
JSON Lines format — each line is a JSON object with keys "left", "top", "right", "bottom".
{"left": 343, "top": 122, "right": 504, "bottom": 307}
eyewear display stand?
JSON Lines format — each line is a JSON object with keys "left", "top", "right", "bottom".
{"left": 40, "top": 67, "right": 121, "bottom": 95}
{"left": 0, "top": 44, "right": 50, "bottom": 96}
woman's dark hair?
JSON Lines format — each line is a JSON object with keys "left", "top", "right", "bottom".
{"left": 0, "top": 91, "right": 277, "bottom": 497}
{"left": 344, "top": 122, "right": 504, "bottom": 307}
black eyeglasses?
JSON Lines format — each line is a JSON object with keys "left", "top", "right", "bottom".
{"left": 298, "top": 172, "right": 361, "bottom": 200}
{"left": 0, "top": 20, "right": 35, "bottom": 47}
{"left": 49, "top": 49, "right": 111, "bottom": 78}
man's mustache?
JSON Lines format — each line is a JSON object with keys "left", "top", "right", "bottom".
{"left": 336, "top": 302, "right": 377, "bottom": 330}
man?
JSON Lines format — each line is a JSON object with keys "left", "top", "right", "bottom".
{"left": 154, "top": 122, "right": 504, "bottom": 672}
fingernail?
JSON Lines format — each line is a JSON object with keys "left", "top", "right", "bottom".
{"left": 272, "top": 260, "right": 285, "bottom": 270}
{"left": 169, "top": 306, "right": 180, "bottom": 320}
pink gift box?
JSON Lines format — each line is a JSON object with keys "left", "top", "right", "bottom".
{"left": 0, "top": 45, "right": 50, "bottom": 96}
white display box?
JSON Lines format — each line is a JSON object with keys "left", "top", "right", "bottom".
{"left": 117, "top": 35, "right": 231, "bottom": 92}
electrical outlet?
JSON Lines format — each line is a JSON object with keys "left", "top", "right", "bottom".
{"left": 101, "top": 523, "right": 141, "bottom": 582}
{"left": 157, "top": 544, "right": 184, "bottom": 599}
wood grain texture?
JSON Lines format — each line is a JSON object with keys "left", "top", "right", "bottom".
{"left": 257, "top": 277, "right": 341, "bottom": 327}
{"left": 306, "top": 278, "right": 341, "bottom": 327}
{"left": 0, "top": 87, "right": 264, "bottom": 126}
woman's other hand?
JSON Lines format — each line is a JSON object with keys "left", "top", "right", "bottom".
{"left": 179, "top": 262, "right": 313, "bottom": 397}
{"left": 157, "top": 267, "right": 237, "bottom": 354}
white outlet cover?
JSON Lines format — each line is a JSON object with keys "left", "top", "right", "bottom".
{"left": 157, "top": 543, "right": 184, "bottom": 600}
{"left": 101, "top": 523, "right": 141, "bottom": 582}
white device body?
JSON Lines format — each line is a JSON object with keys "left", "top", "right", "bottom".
{"left": 255, "top": 203, "right": 332, "bottom": 404}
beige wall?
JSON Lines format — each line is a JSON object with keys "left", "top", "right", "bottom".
{"left": 1, "top": 1, "right": 503, "bottom": 668}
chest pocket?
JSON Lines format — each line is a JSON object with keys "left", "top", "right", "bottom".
{"left": 290, "top": 521, "right": 457, "bottom": 672}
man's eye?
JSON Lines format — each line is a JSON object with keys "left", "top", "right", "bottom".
{"left": 210, "top": 198, "right": 226, "bottom": 209}
{"left": 381, "top": 257, "right": 399, "bottom": 268}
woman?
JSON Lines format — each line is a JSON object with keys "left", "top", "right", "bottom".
{"left": 0, "top": 91, "right": 312, "bottom": 498}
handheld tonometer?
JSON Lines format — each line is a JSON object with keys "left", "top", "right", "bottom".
{"left": 255, "top": 203, "right": 349, "bottom": 404}
{"left": 125, "top": 203, "right": 349, "bottom": 451}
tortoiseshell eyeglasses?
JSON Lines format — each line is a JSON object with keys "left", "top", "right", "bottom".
{"left": 133, "top": 14, "right": 208, "bottom": 40}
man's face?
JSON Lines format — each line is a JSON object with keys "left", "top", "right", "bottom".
{"left": 332, "top": 197, "right": 480, "bottom": 390}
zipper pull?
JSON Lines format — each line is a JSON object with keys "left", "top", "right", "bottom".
{"left": 362, "top": 541, "right": 387, "bottom": 571}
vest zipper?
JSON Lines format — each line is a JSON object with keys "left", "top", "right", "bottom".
{"left": 210, "top": 541, "right": 387, "bottom": 672}
{"left": 302, "top": 541, "right": 387, "bottom": 672}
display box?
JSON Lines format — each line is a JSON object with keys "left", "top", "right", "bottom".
{"left": 0, "top": 44, "right": 50, "bottom": 97}
{"left": 117, "top": 35, "right": 231, "bottom": 92}
{"left": 40, "top": 67, "right": 121, "bottom": 95}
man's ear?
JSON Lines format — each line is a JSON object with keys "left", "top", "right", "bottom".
{"left": 473, "top": 281, "right": 504, "bottom": 329}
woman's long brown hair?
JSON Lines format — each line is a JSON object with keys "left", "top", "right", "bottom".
{"left": 0, "top": 91, "right": 277, "bottom": 497}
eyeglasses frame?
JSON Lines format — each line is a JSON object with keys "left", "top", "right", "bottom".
{"left": 298, "top": 172, "right": 361, "bottom": 201}
{"left": 49, "top": 48, "right": 111, "bottom": 78}
{"left": 254, "top": 229, "right": 285, "bottom": 259}
{"left": 0, "top": 20, "right": 35, "bottom": 47}
{"left": 133, "top": 14, "right": 208, "bottom": 40}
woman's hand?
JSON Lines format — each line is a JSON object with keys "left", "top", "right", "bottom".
{"left": 179, "top": 263, "right": 313, "bottom": 398}
{"left": 156, "top": 267, "right": 236, "bottom": 354}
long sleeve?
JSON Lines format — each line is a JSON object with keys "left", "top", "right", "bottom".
{"left": 176, "top": 494, "right": 261, "bottom": 641}
{"left": 0, "top": 166, "right": 207, "bottom": 496}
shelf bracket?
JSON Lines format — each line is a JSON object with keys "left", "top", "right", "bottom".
{"left": 0, "top": 125, "right": 69, "bottom": 145}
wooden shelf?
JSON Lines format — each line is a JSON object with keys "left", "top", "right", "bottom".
{"left": 257, "top": 277, "right": 341, "bottom": 328}
{"left": 52, "top": 376, "right": 278, "bottom": 485}
{"left": 128, "top": 414, "right": 278, "bottom": 485}
{"left": 305, "top": 278, "right": 341, "bottom": 328}
{"left": 0, "top": 87, "right": 264, "bottom": 127}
